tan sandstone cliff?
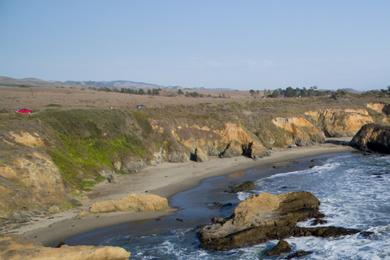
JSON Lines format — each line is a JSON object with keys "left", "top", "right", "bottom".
{"left": 305, "top": 108, "right": 374, "bottom": 137}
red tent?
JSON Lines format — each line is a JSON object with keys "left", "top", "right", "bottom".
{"left": 16, "top": 108, "right": 33, "bottom": 114}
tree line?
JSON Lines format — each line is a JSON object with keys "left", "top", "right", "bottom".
{"left": 261, "top": 86, "right": 331, "bottom": 98}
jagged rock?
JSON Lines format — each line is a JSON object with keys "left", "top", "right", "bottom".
{"left": 0, "top": 236, "right": 130, "bottom": 260}
{"left": 89, "top": 193, "right": 169, "bottom": 213}
{"left": 265, "top": 240, "right": 291, "bottom": 256}
{"left": 227, "top": 181, "right": 256, "bottom": 193}
{"left": 350, "top": 124, "right": 390, "bottom": 154}
{"left": 199, "top": 192, "right": 359, "bottom": 250}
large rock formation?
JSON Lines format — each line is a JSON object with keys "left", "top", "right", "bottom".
{"left": 350, "top": 124, "right": 390, "bottom": 154}
{"left": 199, "top": 192, "right": 359, "bottom": 250}
{"left": 305, "top": 109, "right": 374, "bottom": 137}
{"left": 169, "top": 122, "right": 267, "bottom": 160}
{"left": 89, "top": 193, "right": 169, "bottom": 214}
{"left": 272, "top": 117, "right": 325, "bottom": 146}
{"left": 0, "top": 236, "right": 130, "bottom": 260}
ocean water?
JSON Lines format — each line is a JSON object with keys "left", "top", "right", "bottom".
{"left": 77, "top": 153, "right": 390, "bottom": 259}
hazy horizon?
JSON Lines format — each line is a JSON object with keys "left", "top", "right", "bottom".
{"left": 1, "top": 1, "right": 390, "bottom": 90}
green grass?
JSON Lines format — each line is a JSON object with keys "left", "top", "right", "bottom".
{"left": 35, "top": 109, "right": 150, "bottom": 190}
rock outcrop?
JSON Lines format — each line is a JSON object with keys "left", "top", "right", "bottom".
{"left": 89, "top": 193, "right": 169, "bottom": 214}
{"left": 265, "top": 240, "right": 291, "bottom": 256}
{"left": 0, "top": 236, "right": 130, "bottom": 260}
{"left": 305, "top": 109, "right": 374, "bottom": 137}
{"left": 350, "top": 124, "right": 390, "bottom": 154}
{"left": 272, "top": 117, "right": 325, "bottom": 146}
{"left": 199, "top": 192, "right": 359, "bottom": 250}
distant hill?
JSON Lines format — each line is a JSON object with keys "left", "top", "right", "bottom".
{"left": 0, "top": 76, "right": 166, "bottom": 90}
{"left": 0, "top": 75, "right": 244, "bottom": 93}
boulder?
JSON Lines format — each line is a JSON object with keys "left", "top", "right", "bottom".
{"left": 199, "top": 192, "right": 359, "bottom": 250}
{"left": 89, "top": 193, "right": 169, "bottom": 214}
{"left": 350, "top": 124, "right": 390, "bottom": 154}
{"left": 0, "top": 236, "right": 130, "bottom": 260}
{"left": 265, "top": 240, "right": 291, "bottom": 256}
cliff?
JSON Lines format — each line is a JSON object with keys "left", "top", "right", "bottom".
{"left": 0, "top": 99, "right": 388, "bottom": 224}
{"left": 304, "top": 109, "right": 374, "bottom": 137}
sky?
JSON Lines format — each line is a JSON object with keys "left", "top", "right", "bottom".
{"left": 1, "top": 1, "right": 390, "bottom": 90}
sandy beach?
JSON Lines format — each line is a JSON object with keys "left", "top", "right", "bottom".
{"left": 10, "top": 140, "right": 354, "bottom": 246}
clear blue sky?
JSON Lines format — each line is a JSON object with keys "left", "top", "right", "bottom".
{"left": 1, "top": 1, "right": 389, "bottom": 90}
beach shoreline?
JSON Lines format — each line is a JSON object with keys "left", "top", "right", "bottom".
{"left": 8, "top": 140, "right": 354, "bottom": 246}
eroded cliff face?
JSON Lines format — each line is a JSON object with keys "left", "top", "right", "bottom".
{"left": 167, "top": 122, "right": 267, "bottom": 161}
{"left": 304, "top": 109, "right": 374, "bottom": 137}
{"left": 0, "top": 131, "right": 69, "bottom": 221}
{"left": 272, "top": 117, "right": 325, "bottom": 146}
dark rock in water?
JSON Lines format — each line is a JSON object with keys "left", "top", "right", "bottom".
{"left": 265, "top": 240, "right": 291, "bottom": 256}
{"left": 207, "top": 202, "right": 233, "bottom": 210}
{"left": 198, "top": 192, "right": 360, "bottom": 250}
{"left": 227, "top": 181, "right": 256, "bottom": 193}
{"left": 292, "top": 226, "right": 360, "bottom": 237}
{"left": 286, "top": 250, "right": 313, "bottom": 259}
{"left": 350, "top": 124, "right": 390, "bottom": 154}
{"left": 358, "top": 231, "right": 375, "bottom": 239}
{"left": 175, "top": 218, "right": 184, "bottom": 223}
{"left": 221, "top": 202, "right": 233, "bottom": 209}
{"left": 309, "top": 218, "right": 327, "bottom": 225}
{"left": 211, "top": 217, "right": 226, "bottom": 224}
